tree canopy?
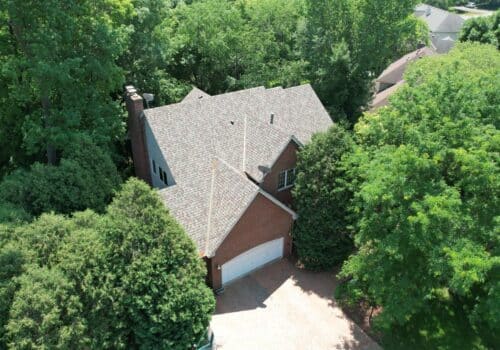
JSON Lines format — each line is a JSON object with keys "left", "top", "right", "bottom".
{"left": 0, "top": 0, "right": 130, "bottom": 214}
{"left": 0, "top": 0, "right": 131, "bottom": 167}
{"left": 0, "top": 179, "right": 215, "bottom": 349}
{"left": 293, "top": 125, "right": 355, "bottom": 270}
{"left": 337, "top": 43, "right": 499, "bottom": 349}
{"left": 303, "top": 0, "right": 427, "bottom": 122}
{"left": 460, "top": 11, "right": 500, "bottom": 49}
{"left": 0, "top": 0, "right": 426, "bottom": 216}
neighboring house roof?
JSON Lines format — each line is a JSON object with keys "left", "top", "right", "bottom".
{"left": 371, "top": 80, "right": 405, "bottom": 111}
{"left": 432, "top": 35, "right": 456, "bottom": 54}
{"left": 145, "top": 84, "right": 332, "bottom": 257}
{"left": 415, "top": 4, "right": 465, "bottom": 33}
{"left": 376, "top": 47, "right": 435, "bottom": 88}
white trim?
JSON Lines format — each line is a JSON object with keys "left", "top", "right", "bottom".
{"left": 277, "top": 168, "right": 296, "bottom": 191}
{"left": 258, "top": 188, "right": 298, "bottom": 220}
{"left": 204, "top": 157, "right": 297, "bottom": 258}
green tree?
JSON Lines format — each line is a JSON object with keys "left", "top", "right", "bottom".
{"left": 0, "top": 203, "right": 30, "bottom": 224}
{"left": 0, "top": 0, "right": 131, "bottom": 171}
{"left": 0, "top": 137, "right": 122, "bottom": 216}
{"left": 302, "top": 0, "right": 425, "bottom": 123}
{"left": 96, "top": 178, "right": 215, "bottom": 348}
{"left": 293, "top": 125, "right": 355, "bottom": 270}
{"left": 5, "top": 266, "right": 89, "bottom": 349}
{"left": 460, "top": 11, "right": 500, "bottom": 49}
{"left": 0, "top": 244, "right": 26, "bottom": 347}
{"left": 155, "top": 0, "right": 307, "bottom": 96}
{"left": 120, "top": 0, "right": 193, "bottom": 106}
{"left": 0, "top": 179, "right": 215, "bottom": 349}
{"left": 339, "top": 43, "right": 500, "bottom": 348}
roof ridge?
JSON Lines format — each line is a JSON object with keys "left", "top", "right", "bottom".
{"left": 204, "top": 159, "right": 218, "bottom": 255}
{"left": 144, "top": 86, "right": 268, "bottom": 120}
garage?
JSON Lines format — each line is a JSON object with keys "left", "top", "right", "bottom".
{"left": 221, "top": 238, "right": 284, "bottom": 285}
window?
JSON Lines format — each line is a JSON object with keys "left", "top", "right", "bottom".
{"left": 287, "top": 168, "right": 296, "bottom": 185}
{"left": 162, "top": 170, "right": 168, "bottom": 185}
{"left": 158, "top": 167, "right": 168, "bottom": 186}
{"left": 152, "top": 160, "right": 157, "bottom": 174}
{"left": 277, "top": 168, "right": 296, "bottom": 190}
{"left": 278, "top": 171, "right": 286, "bottom": 189}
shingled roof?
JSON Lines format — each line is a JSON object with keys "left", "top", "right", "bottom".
{"left": 376, "top": 47, "right": 435, "bottom": 88}
{"left": 415, "top": 4, "right": 465, "bottom": 33}
{"left": 145, "top": 84, "right": 332, "bottom": 257}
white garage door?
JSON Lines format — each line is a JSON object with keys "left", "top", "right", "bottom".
{"left": 221, "top": 238, "right": 284, "bottom": 285}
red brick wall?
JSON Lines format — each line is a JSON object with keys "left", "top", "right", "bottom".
{"left": 207, "top": 193, "right": 294, "bottom": 289}
{"left": 260, "top": 141, "right": 299, "bottom": 207}
{"left": 126, "top": 89, "right": 152, "bottom": 185}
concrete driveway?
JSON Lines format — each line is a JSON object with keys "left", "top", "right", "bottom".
{"left": 211, "top": 259, "right": 381, "bottom": 350}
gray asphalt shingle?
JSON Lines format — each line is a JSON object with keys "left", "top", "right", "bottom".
{"left": 145, "top": 84, "right": 332, "bottom": 256}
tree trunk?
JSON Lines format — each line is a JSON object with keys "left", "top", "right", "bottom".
{"left": 41, "top": 95, "right": 57, "bottom": 165}
{"left": 368, "top": 305, "right": 375, "bottom": 325}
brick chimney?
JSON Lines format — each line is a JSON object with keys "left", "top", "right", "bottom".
{"left": 125, "top": 85, "right": 152, "bottom": 185}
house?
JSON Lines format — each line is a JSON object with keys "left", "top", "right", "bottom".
{"left": 371, "top": 46, "right": 435, "bottom": 110}
{"left": 415, "top": 4, "right": 465, "bottom": 53}
{"left": 125, "top": 84, "right": 333, "bottom": 290}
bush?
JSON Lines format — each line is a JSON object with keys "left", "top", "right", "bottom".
{"left": 0, "top": 137, "right": 121, "bottom": 216}
{"left": 292, "top": 125, "right": 355, "bottom": 270}
{"left": 0, "top": 203, "right": 30, "bottom": 224}
{"left": 5, "top": 266, "right": 89, "bottom": 349}
{"left": 0, "top": 178, "right": 215, "bottom": 349}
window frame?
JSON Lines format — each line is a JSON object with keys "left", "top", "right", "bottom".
{"left": 277, "top": 168, "right": 296, "bottom": 191}
{"left": 162, "top": 169, "right": 168, "bottom": 186}
{"left": 159, "top": 167, "right": 164, "bottom": 182}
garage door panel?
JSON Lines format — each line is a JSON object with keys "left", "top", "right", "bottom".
{"left": 221, "top": 238, "right": 284, "bottom": 285}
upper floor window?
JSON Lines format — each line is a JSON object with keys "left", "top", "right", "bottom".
{"left": 152, "top": 160, "right": 157, "bottom": 174}
{"left": 277, "top": 168, "right": 296, "bottom": 190}
{"left": 159, "top": 166, "right": 168, "bottom": 186}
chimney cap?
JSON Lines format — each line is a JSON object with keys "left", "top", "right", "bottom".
{"left": 125, "top": 85, "right": 137, "bottom": 95}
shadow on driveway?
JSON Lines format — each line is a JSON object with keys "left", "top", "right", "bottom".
{"left": 212, "top": 258, "right": 380, "bottom": 350}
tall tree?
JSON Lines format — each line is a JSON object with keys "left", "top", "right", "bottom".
{"left": 120, "top": 0, "right": 194, "bottom": 106}
{"left": 293, "top": 125, "right": 355, "bottom": 270}
{"left": 302, "top": 0, "right": 425, "bottom": 123}
{"left": 338, "top": 43, "right": 500, "bottom": 348}
{"left": 95, "top": 178, "right": 215, "bottom": 348}
{"left": 155, "top": 0, "right": 307, "bottom": 96}
{"left": 0, "top": 179, "right": 215, "bottom": 349}
{"left": 0, "top": 0, "right": 131, "bottom": 169}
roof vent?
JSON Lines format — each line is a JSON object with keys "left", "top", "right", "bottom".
{"left": 270, "top": 112, "right": 275, "bottom": 124}
{"left": 143, "top": 93, "right": 154, "bottom": 108}
{"left": 425, "top": 6, "right": 431, "bottom": 16}
{"left": 230, "top": 120, "right": 234, "bottom": 125}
